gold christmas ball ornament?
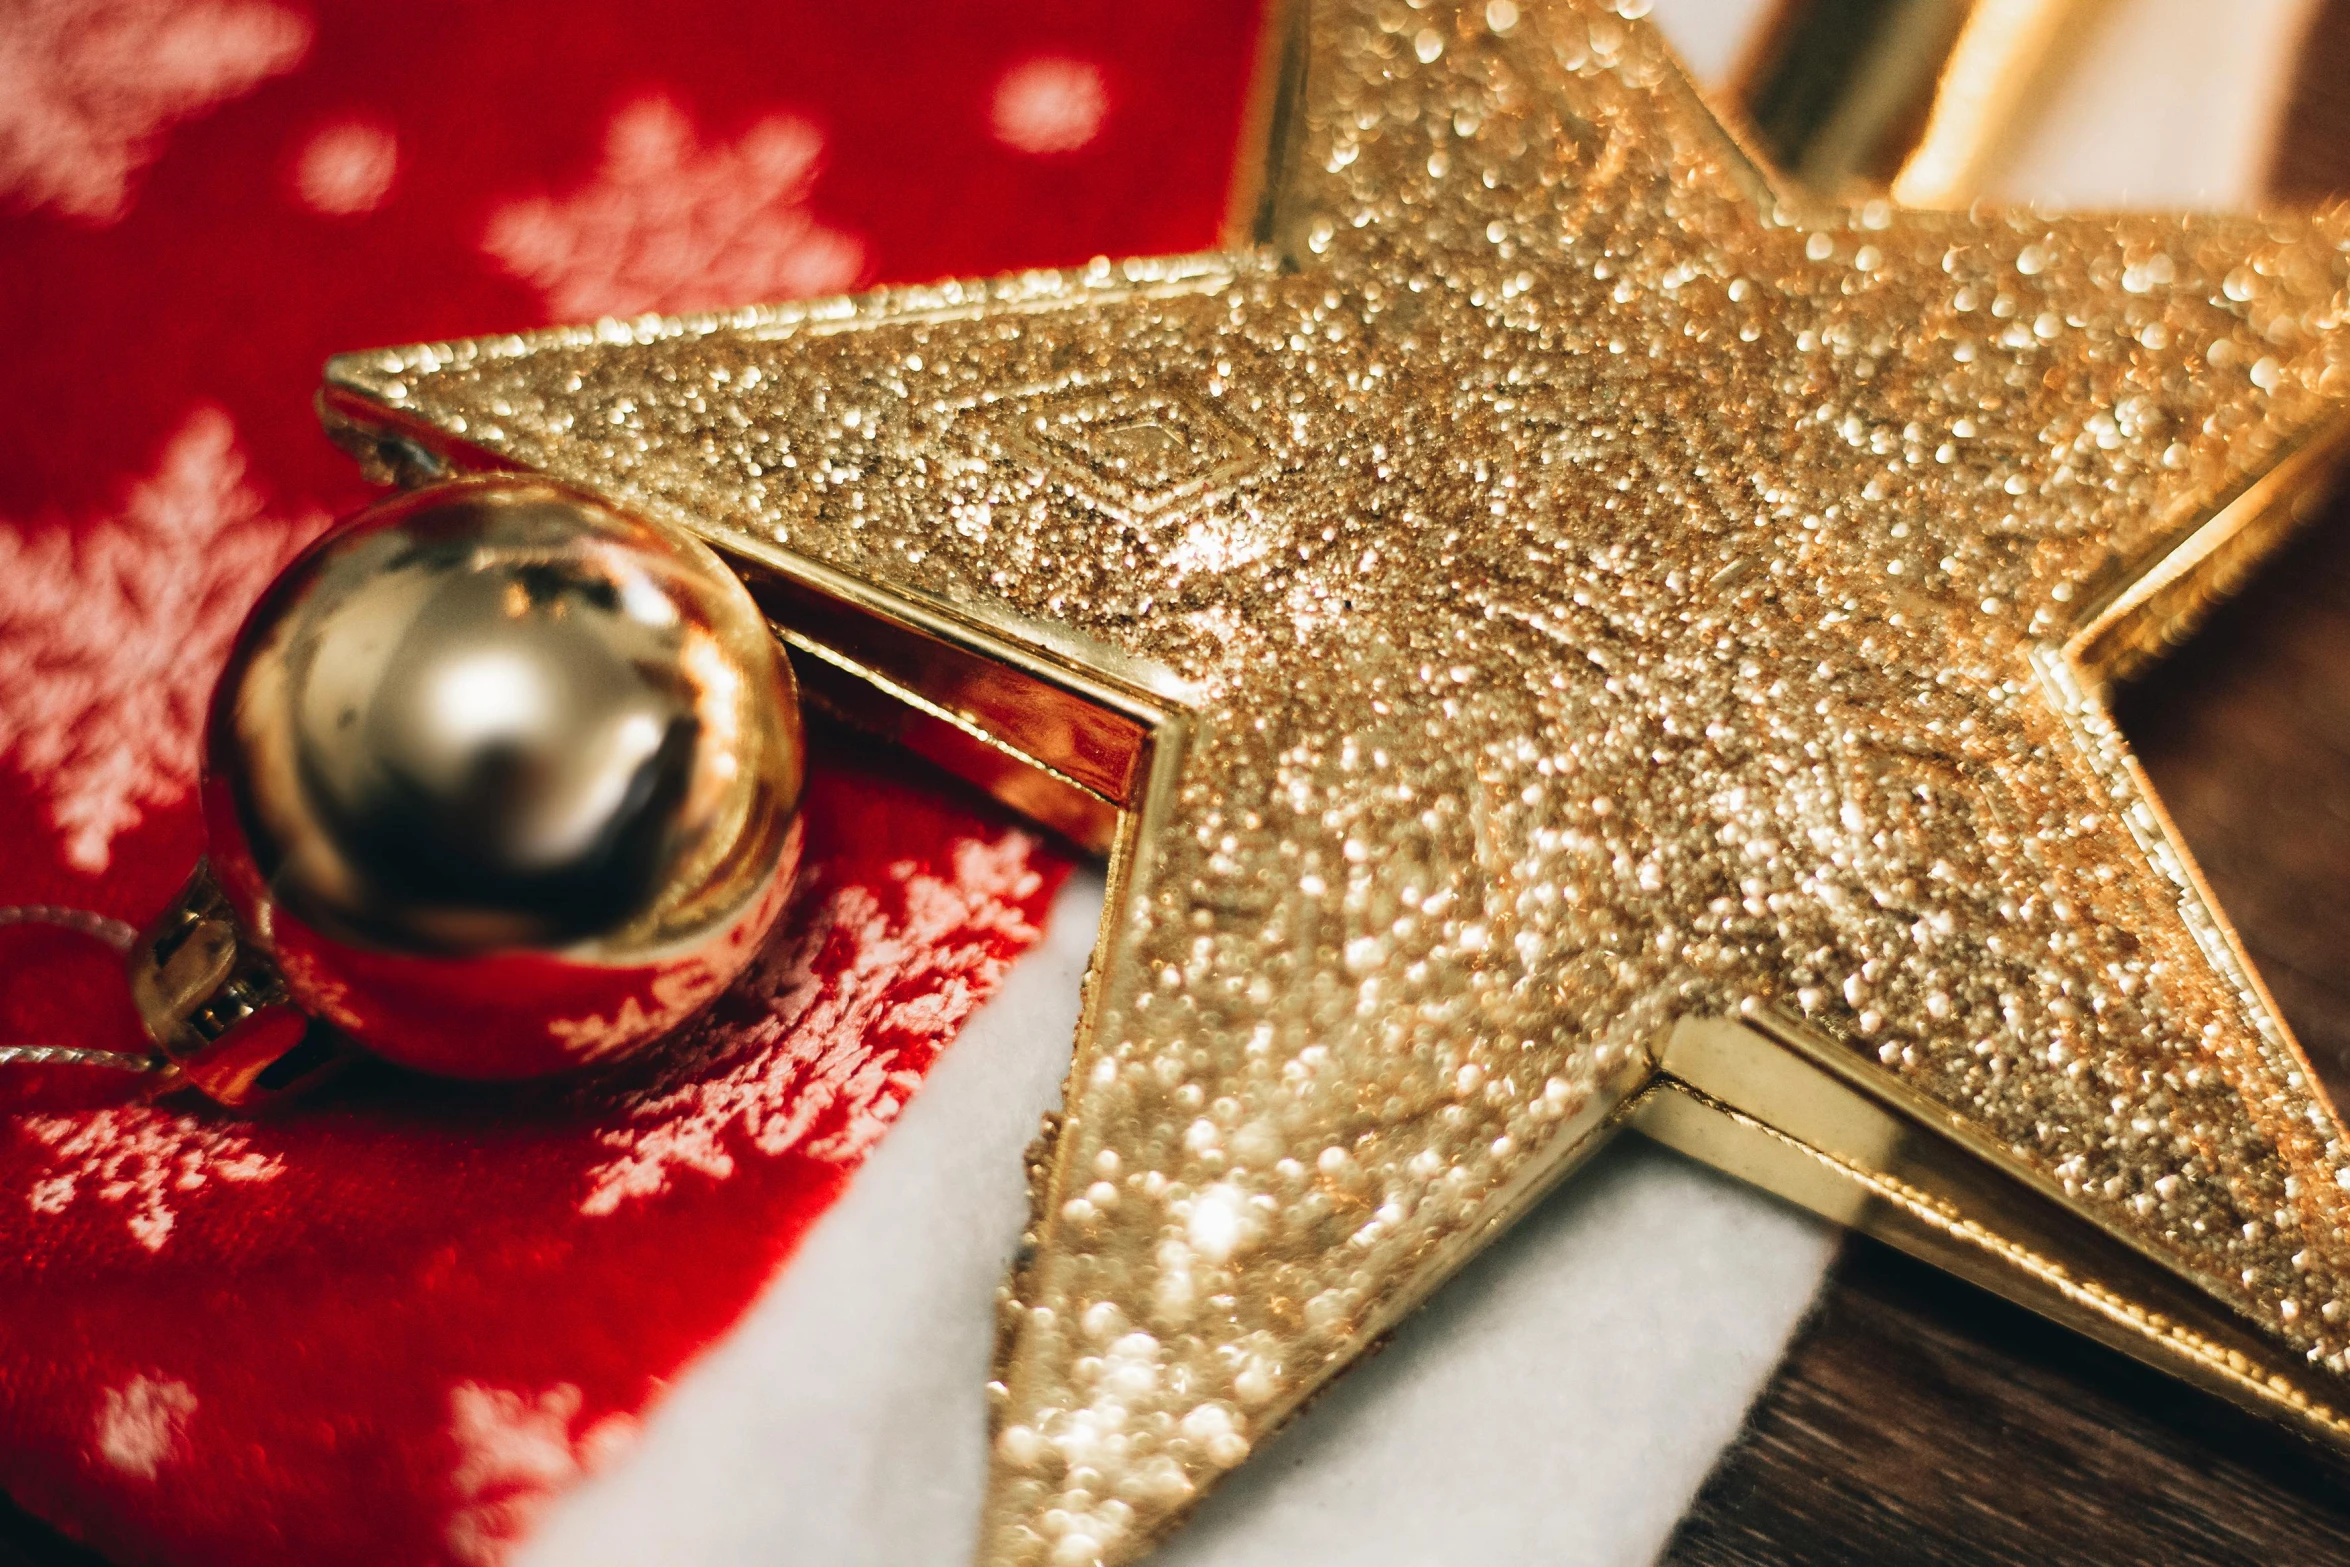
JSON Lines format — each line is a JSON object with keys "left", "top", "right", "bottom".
{"left": 128, "top": 477, "right": 805, "bottom": 1105}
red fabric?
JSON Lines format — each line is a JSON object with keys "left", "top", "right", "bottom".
{"left": 0, "top": 1, "right": 1260, "bottom": 1562}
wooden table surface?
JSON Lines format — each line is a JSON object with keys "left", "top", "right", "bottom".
{"left": 9, "top": 8, "right": 2350, "bottom": 1566}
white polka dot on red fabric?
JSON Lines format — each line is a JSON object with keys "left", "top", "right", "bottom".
{"left": 94, "top": 1375, "right": 195, "bottom": 1480}
{"left": 293, "top": 118, "right": 397, "bottom": 215}
{"left": 990, "top": 56, "right": 1108, "bottom": 154}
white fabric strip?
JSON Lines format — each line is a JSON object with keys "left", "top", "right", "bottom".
{"left": 523, "top": 3, "right": 2317, "bottom": 1560}
{"left": 525, "top": 869, "right": 1835, "bottom": 1567}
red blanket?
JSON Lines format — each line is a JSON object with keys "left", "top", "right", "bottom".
{"left": 0, "top": 1, "right": 1257, "bottom": 1560}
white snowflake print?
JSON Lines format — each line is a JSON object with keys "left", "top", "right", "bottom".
{"left": 578, "top": 831, "right": 1045, "bottom": 1216}
{"left": 482, "top": 93, "right": 865, "bottom": 321}
{"left": 0, "top": 0, "right": 310, "bottom": 222}
{"left": 547, "top": 964, "right": 729, "bottom": 1066}
{"left": 445, "top": 1382, "right": 634, "bottom": 1567}
{"left": 292, "top": 116, "right": 397, "bottom": 216}
{"left": 991, "top": 56, "right": 1109, "bottom": 154}
{"left": 94, "top": 1374, "right": 195, "bottom": 1479}
{"left": 20, "top": 1105, "right": 284, "bottom": 1251}
{"left": 0, "top": 405, "right": 323, "bottom": 873}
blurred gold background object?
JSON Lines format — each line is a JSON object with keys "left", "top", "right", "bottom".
{"left": 1732, "top": 0, "right": 2111, "bottom": 204}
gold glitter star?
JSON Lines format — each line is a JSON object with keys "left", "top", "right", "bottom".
{"left": 323, "top": 1, "right": 2350, "bottom": 1561}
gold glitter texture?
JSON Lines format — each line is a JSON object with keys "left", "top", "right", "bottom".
{"left": 323, "top": 2, "right": 2350, "bottom": 1562}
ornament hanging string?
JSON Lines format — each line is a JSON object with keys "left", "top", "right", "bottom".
{"left": 0, "top": 905, "right": 162, "bottom": 1075}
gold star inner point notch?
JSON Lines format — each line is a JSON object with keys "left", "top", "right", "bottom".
{"left": 324, "top": 2, "right": 2350, "bottom": 1561}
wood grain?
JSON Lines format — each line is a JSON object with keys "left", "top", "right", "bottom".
{"left": 1661, "top": 1243, "right": 2350, "bottom": 1567}
{"left": 1662, "top": 19, "right": 2350, "bottom": 1558}
{"left": 2272, "top": 0, "right": 2350, "bottom": 207}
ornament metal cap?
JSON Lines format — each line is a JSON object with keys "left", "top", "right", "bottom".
{"left": 125, "top": 475, "right": 807, "bottom": 1106}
